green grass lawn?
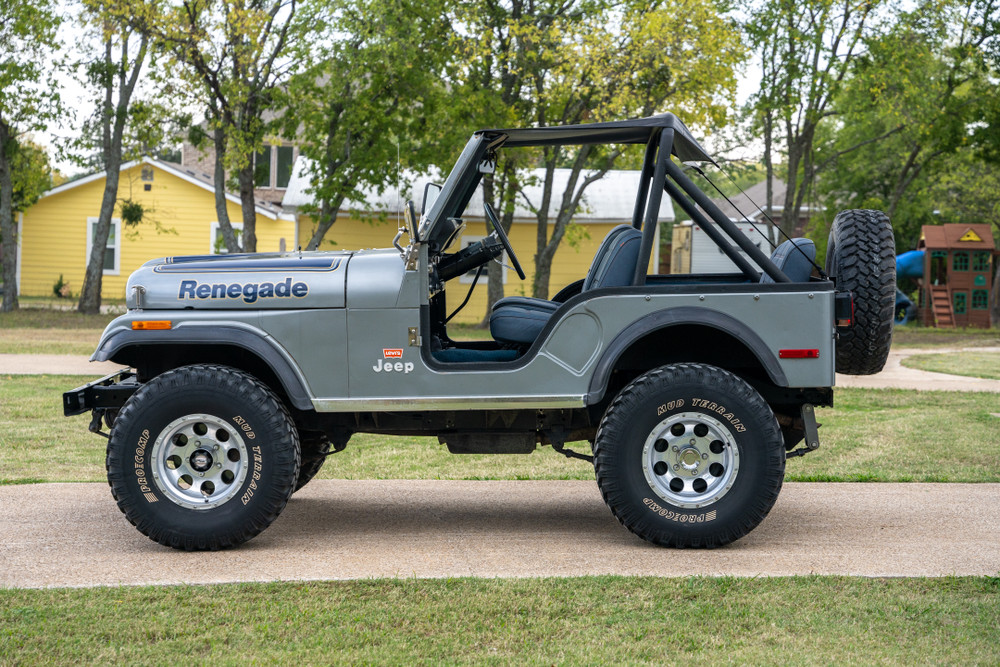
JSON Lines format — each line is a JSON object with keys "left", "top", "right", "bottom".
{"left": 902, "top": 350, "right": 1000, "bottom": 380}
{"left": 2, "top": 577, "right": 998, "bottom": 664}
{"left": 0, "top": 328, "right": 105, "bottom": 355}
{"left": 4, "top": 376, "right": 999, "bottom": 484}
{"left": 0, "top": 308, "right": 117, "bottom": 330}
{"left": 891, "top": 325, "right": 1000, "bottom": 349}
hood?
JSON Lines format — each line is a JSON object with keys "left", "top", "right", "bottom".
{"left": 126, "top": 251, "right": 353, "bottom": 310}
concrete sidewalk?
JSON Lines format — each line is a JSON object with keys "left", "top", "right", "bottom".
{"left": 0, "top": 354, "right": 122, "bottom": 376}
{"left": 2, "top": 481, "right": 998, "bottom": 588}
{"left": 837, "top": 346, "right": 1000, "bottom": 392}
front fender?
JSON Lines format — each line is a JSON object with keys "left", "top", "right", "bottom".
{"left": 93, "top": 320, "right": 314, "bottom": 411}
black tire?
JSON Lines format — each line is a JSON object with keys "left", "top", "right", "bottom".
{"left": 294, "top": 432, "right": 351, "bottom": 492}
{"left": 826, "top": 209, "right": 896, "bottom": 375}
{"left": 106, "top": 364, "right": 300, "bottom": 550}
{"left": 295, "top": 436, "right": 330, "bottom": 492}
{"left": 593, "top": 363, "right": 785, "bottom": 548}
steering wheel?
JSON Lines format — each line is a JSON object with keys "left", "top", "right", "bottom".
{"left": 484, "top": 201, "right": 526, "bottom": 280}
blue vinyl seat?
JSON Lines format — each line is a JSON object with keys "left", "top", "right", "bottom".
{"left": 760, "top": 238, "right": 816, "bottom": 283}
{"left": 490, "top": 224, "right": 643, "bottom": 345}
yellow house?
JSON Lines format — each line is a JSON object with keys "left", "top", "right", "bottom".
{"left": 16, "top": 158, "right": 670, "bottom": 325}
{"left": 16, "top": 158, "right": 298, "bottom": 301}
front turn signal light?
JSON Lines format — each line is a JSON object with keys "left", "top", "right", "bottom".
{"left": 132, "top": 320, "right": 172, "bottom": 330}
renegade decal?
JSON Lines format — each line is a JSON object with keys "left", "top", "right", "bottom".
{"left": 178, "top": 278, "right": 308, "bottom": 304}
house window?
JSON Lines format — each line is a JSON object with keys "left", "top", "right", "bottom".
{"left": 458, "top": 235, "right": 506, "bottom": 284}
{"left": 141, "top": 165, "right": 154, "bottom": 181}
{"left": 952, "top": 251, "right": 969, "bottom": 271}
{"left": 86, "top": 217, "right": 121, "bottom": 275}
{"left": 210, "top": 221, "right": 244, "bottom": 254}
{"left": 254, "top": 144, "right": 294, "bottom": 189}
{"left": 972, "top": 290, "right": 989, "bottom": 310}
{"left": 972, "top": 251, "right": 991, "bottom": 272}
{"left": 953, "top": 291, "right": 967, "bottom": 315}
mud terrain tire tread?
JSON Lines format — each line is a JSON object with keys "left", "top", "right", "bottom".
{"left": 106, "top": 364, "right": 299, "bottom": 550}
{"left": 827, "top": 209, "right": 896, "bottom": 375}
{"left": 593, "top": 363, "right": 785, "bottom": 548}
{"left": 295, "top": 436, "right": 331, "bottom": 492}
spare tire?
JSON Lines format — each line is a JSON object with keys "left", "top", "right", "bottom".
{"left": 826, "top": 209, "right": 896, "bottom": 375}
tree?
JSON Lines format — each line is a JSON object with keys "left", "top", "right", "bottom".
{"left": 76, "top": 0, "right": 150, "bottom": 314}
{"left": 455, "top": 0, "right": 745, "bottom": 308}
{"left": 139, "top": 0, "right": 299, "bottom": 253}
{"left": 277, "top": 0, "right": 454, "bottom": 251}
{"left": 0, "top": 0, "right": 63, "bottom": 312}
{"left": 744, "top": 0, "right": 884, "bottom": 236}
{"left": 819, "top": 0, "right": 997, "bottom": 240}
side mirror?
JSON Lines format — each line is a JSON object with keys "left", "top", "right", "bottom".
{"left": 422, "top": 183, "right": 442, "bottom": 216}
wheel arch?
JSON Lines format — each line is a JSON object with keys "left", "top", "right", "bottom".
{"left": 585, "top": 307, "right": 788, "bottom": 407}
{"left": 95, "top": 327, "right": 314, "bottom": 411}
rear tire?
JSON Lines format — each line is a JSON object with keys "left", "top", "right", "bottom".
{"left": 106, "top": 364, "right": 300, "bottom": 550}
{"left": 826, "top": 209, "right": 896, "bottom": 375}
{"left": 593, "top": 363, "right": 785, "bottom": 548}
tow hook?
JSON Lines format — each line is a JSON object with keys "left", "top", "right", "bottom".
{"left": 786, "top": 404, "right": 820, "bottom": 458}
{"left": 88, "top": 409, "right": 110, "bottom": 439}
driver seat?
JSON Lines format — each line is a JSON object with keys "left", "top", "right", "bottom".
{"left": 489, "top": 224, "right": 643, "bottom": 345}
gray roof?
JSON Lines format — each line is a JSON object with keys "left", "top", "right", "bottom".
{"left": 156, "top": 159, "right": 284, "bottom": 217}
{"left": 709, "top": 178, "right": 787, "bottom": 222}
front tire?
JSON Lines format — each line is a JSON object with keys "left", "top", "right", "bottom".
{"left": 106, "top": 364, "right": 300, "bottom": 550}
{"left": 593, "top": 363, "right": 785, "bottom": 548}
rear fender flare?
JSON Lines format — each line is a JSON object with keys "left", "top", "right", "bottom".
{"left": 585, "top": 306, "right": 788, "bottom": 405}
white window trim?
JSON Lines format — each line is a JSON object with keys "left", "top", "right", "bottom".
{"left": 86, "top": 216, "right": 121, "bottom": 276}
{"left": 210, "top": 221, "right": 244, "bottom": 254}
{"left": 458, "top": 235, "right": 507, "bottom": 284}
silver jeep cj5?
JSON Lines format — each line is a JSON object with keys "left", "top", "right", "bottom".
{"left": 64, "top": 114, "right": 896, "bottom": 550}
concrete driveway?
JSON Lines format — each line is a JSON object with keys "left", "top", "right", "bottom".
{"left": 2, "top": 480, "right": 998, "bottom": 588}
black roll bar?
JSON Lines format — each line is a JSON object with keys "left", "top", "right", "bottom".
{"left": 631, "top": 135, "right": 660, "bottom": 229}
{"left": 633, "top": 129, "right": 674, "bottom": 286}
{"left": 663, "top": 178, "right": 761, "bottom": 281}
{"left": 662, "top": 158, "right": 789, "bottom": 283}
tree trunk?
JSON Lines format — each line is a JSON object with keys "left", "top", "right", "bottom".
{"left": 238, "top": 163, "right": 258, "bottom": 252}
{"left": 212, "top": 126, "right": 241, "bottom": 253}
{"left": 763, "top": 111, "right": 777, "bottom": 246}
{"left": 478, "top": 171, "right": 515, "bottom": 328}
{"left": 0, "top": 121, "right": 18, "bottom": 312}
{"left": 306, "top": 194, "right": 345, "bottom": 250}
{"left": 78, "top": 150, "right": 124, "bottom": 314}
{"left": 78, "top": 33, "right": 148, "bottom": 314}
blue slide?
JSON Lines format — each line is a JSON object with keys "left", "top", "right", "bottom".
{"left": 894, "top": 250, "right": 923, "bottom": 325}
{"left": 896, "top": 250, "right": 924, "bottom": 281}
